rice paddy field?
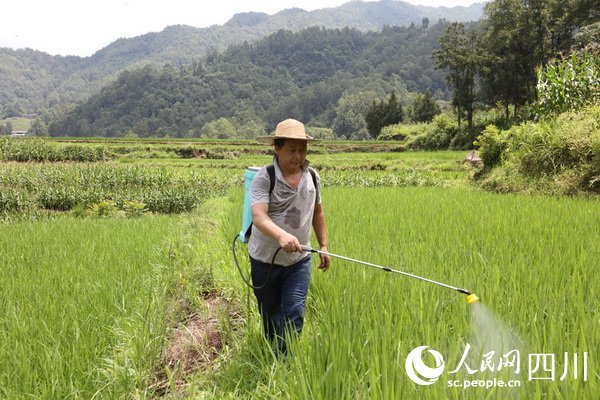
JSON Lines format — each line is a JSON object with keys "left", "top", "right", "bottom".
{"left": 213, "top": 186, "right": 598, "bottom": 399}
{"left": 0, "top": 137, "right": 597, "bottom": 399}
{"left": 0, "top": 217, "right": 178, "bottom": 398}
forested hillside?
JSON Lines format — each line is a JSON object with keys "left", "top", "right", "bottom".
{"left": 48, "top": 23, "right": 454, "bottom": 139}
{"left": 4, "top": 0, "right": 597, "bottom": 143}
{"left": 0, "top": 1, "right": 483, "bottom": 113}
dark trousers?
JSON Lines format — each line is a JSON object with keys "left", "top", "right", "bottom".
{"left": 250, "top": 255, "right": 312, "bottom": 355}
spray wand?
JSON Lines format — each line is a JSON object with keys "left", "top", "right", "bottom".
{"left": 234, "top": 166, "right": 479, "bottom": 304}
{"left": 302, "top": 246, "right": 480, "bottom": 304}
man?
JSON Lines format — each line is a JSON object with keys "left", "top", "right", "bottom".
{"left": 248, "top": 118, "right": 330, "bottom": 355}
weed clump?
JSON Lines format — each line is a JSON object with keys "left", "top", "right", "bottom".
{"left": 475, "top": 106, "right": 600, "bottom": 195}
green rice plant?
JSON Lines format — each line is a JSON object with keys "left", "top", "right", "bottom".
{"left": 320, "top": 170, "right": 441, "bottom": 188}
{"left": 0, "top": 216, "right": 180, "bottom": 398}
{"left": 199, "top": 186, "right": 598, "bottom": 399}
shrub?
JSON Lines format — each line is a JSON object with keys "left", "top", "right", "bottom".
{"left": 87, "top": 200, "right": 150, "bottom": 217}
{"left": 377, "top": 123, "right": 425, "bottom": 141}
{"left": 173, "top": 146, "right": 198, "bottom": 158}
{"left": 476, "top": 106, "right": 600, "bottom": 194}
{"left": 409, "top": 113, "right": 458, "bottom": 150}
{"left": 88, "top": 200, "right": 124, "bottom": 218}
{"left": 306, "top": 127, "right": 335, "bottom": 140}
{"left": 474, "top": 125, "right": 508, "bottom": 167}
{"left": 509, "top": 110, "right": 599, "bottom": 177}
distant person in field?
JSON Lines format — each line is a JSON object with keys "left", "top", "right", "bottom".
{"left": 248, "top": 118, "right": 330, "bottom": 355}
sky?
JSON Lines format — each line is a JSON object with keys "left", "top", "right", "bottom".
{"left": 2, "top": 0, "right": 480, "bottom": 57}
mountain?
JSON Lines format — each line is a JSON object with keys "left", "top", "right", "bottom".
{"left": 0, "top": 0, "right": 484, "bottom": 113}
{"left": 48, "top": 22, "right": 465, "bottom": 139}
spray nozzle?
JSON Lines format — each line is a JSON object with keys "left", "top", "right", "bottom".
{"left": 457, "top": 288, "right": 480, "bottom": 304}
{"left": 466, "top": 293, "right": 480, "bottom": 304}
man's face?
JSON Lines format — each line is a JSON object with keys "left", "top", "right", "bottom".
{"left": 275, "top": 139, "right": 307, "bottom": 171}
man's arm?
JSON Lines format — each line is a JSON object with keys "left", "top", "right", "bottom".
{"left": 251, "top": 203, "right": 303, "bottom": 253}
{"left": 312, "top": 203, "right": 330, "bottom": 270}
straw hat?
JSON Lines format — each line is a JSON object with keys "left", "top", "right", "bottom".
{"left": 257, "top": 118, "right": 320, "bottom": 144}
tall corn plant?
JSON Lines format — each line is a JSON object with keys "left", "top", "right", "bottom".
{"left": 536, "top": 52, "right": 600, "bottom": 116}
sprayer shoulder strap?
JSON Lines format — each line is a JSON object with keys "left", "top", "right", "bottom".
{"left": 266, "top": 164, "right": 317, "bottom": 198}
{"left": 267, "top": 164, "right": 276, "bottom": 196}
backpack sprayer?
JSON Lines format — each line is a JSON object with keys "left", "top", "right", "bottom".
{"left": 233, "top": 167, "right": 480, "bottom": 304}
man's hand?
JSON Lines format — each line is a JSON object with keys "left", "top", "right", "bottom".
{"left": 318, "top": 245, "right": 330, "bottom": 271}
{"left": 278, "top": 231, "right": 303, "bottom": 253}
{"left": 253, "top": 203, "right": 302, "bottom": 253}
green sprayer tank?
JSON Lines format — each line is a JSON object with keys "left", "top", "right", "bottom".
{"left": 238, "top": 167, "right": 260, "bottom": 243}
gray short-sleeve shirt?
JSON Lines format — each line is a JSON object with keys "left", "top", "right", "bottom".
{"left": 248, "top": 157, "right": 322, "bottom": 266}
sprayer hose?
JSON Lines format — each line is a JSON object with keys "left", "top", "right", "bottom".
{"left": 232, "top": 234, "right": 282, "bottom": 290}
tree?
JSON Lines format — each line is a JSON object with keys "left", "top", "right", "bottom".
{"left": 46, "top": 24, "right": 453, "bottom": 138}
{"left": 574, "top": 22, "right": 600, "bottom": 51}
{"left": 30, "top": 119, "right": 49, "bottom": 137}
{"left": 364, "top": 90, "right": 404, "bottom": 138}
{"left": 2, "top": 103, "right": 23, "bottom": 119}
{"left": 410, "top": 89, "right": 441, "bottom": 123}
{"left": 231, "top": 110, "right": 267, "bottom": 139}
{"left": 562, "top": 0, "right": 600, "bottom": 38}
{"left": 479, "top": 0, "right": 547, "bottom": 118}
{"left": 478, "top": 0, "right": 599, "bottom": 117}
{"left": 332, "top": 91, "right": 375, "bottom": 138}
{"left": 433, "top": 22, "right": 484, "bottom": 132}
{"left": 199, "top": 118, "right": 237, "bottom": 139}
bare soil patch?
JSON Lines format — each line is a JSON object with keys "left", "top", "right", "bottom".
{"left": 150, "top": 292, "right": 240, "bottom": 397}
